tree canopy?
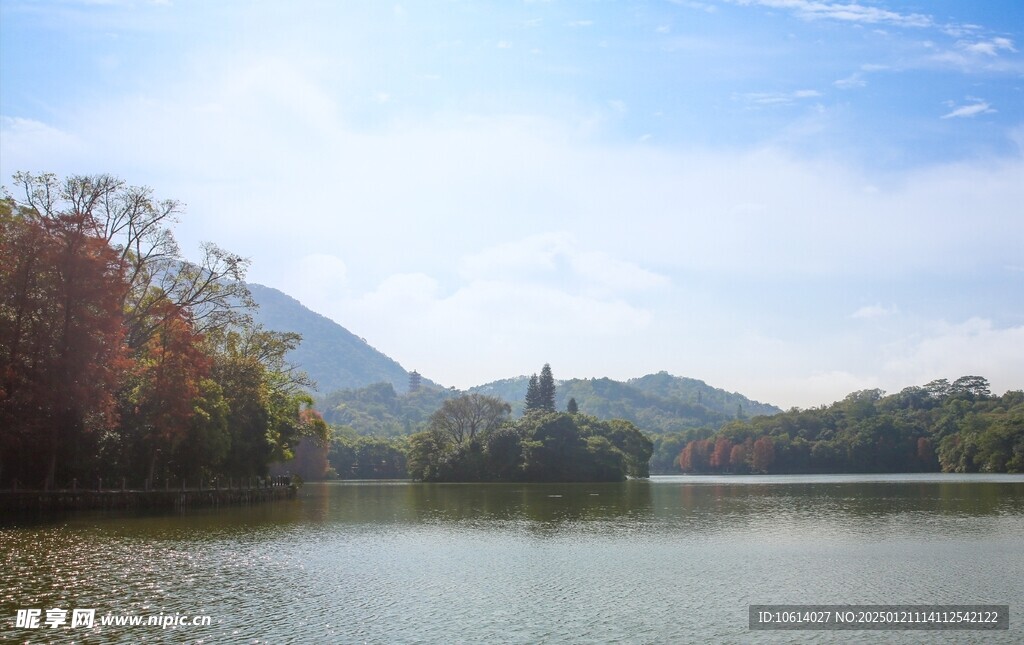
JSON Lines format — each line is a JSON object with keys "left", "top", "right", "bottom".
{"left": 0, "top": 173, "right": 326, "bottom": 489}
{"left": 407, "top": 393, "right": 653, "bottom": 482}
{"left": 670, "top": 377, "right": 1023, "bottom": 474}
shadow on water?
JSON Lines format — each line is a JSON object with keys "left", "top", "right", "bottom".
{"left": 403, "top": 479, "right": 655, "bottom": 525}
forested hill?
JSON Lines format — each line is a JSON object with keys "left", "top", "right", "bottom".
{"left": 471, "top": 372, "right": 781, "bottom": 433}
{"left": 247, "top": 283, "right": 412, "bottom": 394}
{"left": 674, "top": 376, "right": 1024, "bottom": 474}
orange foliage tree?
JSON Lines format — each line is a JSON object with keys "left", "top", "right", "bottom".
{"left": 1, "top": 198, "right": 129, "bottom": 487}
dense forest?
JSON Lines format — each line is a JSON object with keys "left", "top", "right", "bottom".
{"left": 672, "top": 377, "right": 1024, "bottom": 474}
{"left": 0, "top": 173, "right": 329, "bottom": 489}
{"left": 289, "top": 371, "right": 1023, "bottom": 479}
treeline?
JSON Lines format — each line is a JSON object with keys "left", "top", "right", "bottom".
{"left": 274, "top": 431, "right": 408, "bottom": 481}
{"left": 0, "top": 173, "right": 328, "bottom": 489}
{"left": 673, "top": 377, "right": 1023, "bottom": 474}
{"left": 471, "top": 371, "right": 780, "bottom": 431}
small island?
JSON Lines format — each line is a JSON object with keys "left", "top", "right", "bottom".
{"left": 407, "top": 367, "right": 652, "bottom": 482}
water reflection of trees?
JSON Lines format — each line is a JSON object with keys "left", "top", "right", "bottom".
{"left": 302, "top": 480, "right": 1023, "bottom": 537}
{"left": 653, "top": 481, "right": 1024, "bottom": 522}
{"left": 404, "top": 481, "right": 655, "bottom": 525}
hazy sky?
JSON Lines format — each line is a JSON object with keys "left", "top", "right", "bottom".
{"left": 2, "top": 0, "right": 1022, "bottom": 408}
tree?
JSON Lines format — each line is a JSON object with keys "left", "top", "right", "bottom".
{"left": 428, "top": 393, "right": 511, "bottom": 445}
{"left": 10, "top": 173, "right": 254, "bottom": 351}
{"left": 1, "top": 196, "right": 129, "bottom": 488}
{"left": 950, "top": 376, "right": 991, "bottom": 400}
{"left": 524, "top": 373, "right": 541, "bottom": 412}
{"left": 119, "top": 301, "right": 212, "bottom": 485}
{"left": 209, "top": 325, "right": 318, "bottom": 478}
{"left": 567, "top": 397, "right": 579, "bottom": 414}
{"left": 538, "top": 364, "right": 556, "bottom": 412}
{"left": 710, "top": 437, "right": 733, "bottom": 471}
{"left": 729, "top": 441, "right": 750, "bottom": 473}
{"left": 751, "top": 436, "right": 776, "bottom": 473}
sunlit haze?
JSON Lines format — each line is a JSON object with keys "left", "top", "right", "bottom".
{"left": 2, "top": 0, "right": 1022, "bottom": 408}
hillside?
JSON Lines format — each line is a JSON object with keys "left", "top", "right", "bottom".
{"left": 247, "top": 283, "right": 412, "bottom": 395}
{"left": 471, "top": 372, "right": 781, "bottom": 434}
{"left": 244, "top": 283, "right": 781, "bottom": 435}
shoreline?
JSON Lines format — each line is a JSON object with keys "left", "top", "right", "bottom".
{"left": 0, "top": 485, "right": 297, "bottom": 513}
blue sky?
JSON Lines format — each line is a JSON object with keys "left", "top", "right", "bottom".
{"left": 2, "top": 0, "right": 1022, "bottom": 408}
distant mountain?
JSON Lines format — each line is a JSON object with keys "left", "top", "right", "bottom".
{"left": 247, "top": 283, "right": 412, "bottom": 395}
{"left": 627, "top": 372, "right": 780, "bottom": 418}
{"left": 471, "top": 371, "right": 781, "bottom": 434}
{"left": 245, "top": 283, "right": 781, "bottom": 434}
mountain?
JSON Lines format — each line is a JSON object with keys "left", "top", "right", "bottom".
{"left": 627, "top": 372, "right": 780, "bottom": 418}
{"left": 471, "top": 371, "right": 781, "bottom": 434}
{"left": 245, "top": 283, "right": 781, "bottom": 434}
{"left": 247, "top": 283, "right": 412, "bottom": 395}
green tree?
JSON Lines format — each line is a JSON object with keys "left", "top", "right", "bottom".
{"left": 428, "top": 393, "right": 511, "bottom": 445}
{"left": 539, "top": 363, "right": 556, "bottom": 412}
{"left": 567, "top": 397, "right": 579, "bottom": 414}
{"left": 524, "top": 373, "right": 541, "bottom": 412}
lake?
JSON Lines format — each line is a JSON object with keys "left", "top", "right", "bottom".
{"left": 3, "top": 474, "right": 1023, "bottom": 643}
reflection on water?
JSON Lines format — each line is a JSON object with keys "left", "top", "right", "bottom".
{"left": 2, "top": 474, "right": 1022, "bottom": 643}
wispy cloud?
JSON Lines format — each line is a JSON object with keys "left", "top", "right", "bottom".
{"left": 669, "top": 0, "right": 717, "bottom": 12}
{"left": 941, "top": 100, "right": 995, "bottom": 119}
{"left": 737, "top": 89, "right": 821, "bottom": 106}
{"left": 729, "top": 0, "right": 933, "bottom": 28}
{"left": 852, "top": 304, "right": 897, "bottom": 319}
{"left": 958, "top": 37, "right": 1016, "bottom": 56}
{"left": 833, "top": 72, "right": 866, "bottom": 89}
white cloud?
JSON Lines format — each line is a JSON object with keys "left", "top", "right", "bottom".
{"left": 0, "top": 117, "right": 84, "bottom": 170}
{"left": 833, "top": 72, "right": 866, "bottom": 89}
{"left": 941, "top": 101, "right": 995, "bottom": 119}
{"left": 281, "top": 254, "right": 350, "bottom": 317}
{"left": 882, "top": 319, "right": 1024, "bottom": 396}
{"left": 730, "top": 0, "right": 933, "bottom": 28}
{"left": 958, "top": 37, "right": 1016, "bottom": 57}
{"left": 737, "top": 89, "right": 821, "bottom": 106}
{"left": 460, "top": 233, "right": 670, "bottom": 294}
{"left": 330, "top": 272, "right": 657, "bottom": 389}
{"left": 767, "top": 371, "right": 881, "bottom": 408}
{"left": 2, "top": 48, "right": 1022, "bottom": 404}
{"left": 669, "top": 0, "right": 717, "bottom": 12}
{"left": 851, "top": 304, "right": 896, "bottom": 319}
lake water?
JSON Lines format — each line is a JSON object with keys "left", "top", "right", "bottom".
{"left": 3, "top": 474, "right": 1023, "bottom": 643}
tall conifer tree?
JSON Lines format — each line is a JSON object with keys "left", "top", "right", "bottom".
{"left": 539, "top": 364, "right": 556, "bottom": 412}
{"left": 524, "top": 374, "right": 541, "bottom": 412}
